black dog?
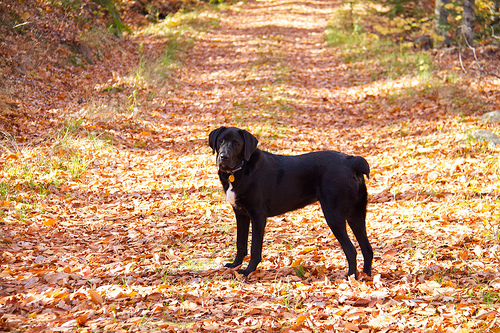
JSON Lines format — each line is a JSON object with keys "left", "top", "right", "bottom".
{"left": 209, "top": 126, "right": 373, "bottom": 278}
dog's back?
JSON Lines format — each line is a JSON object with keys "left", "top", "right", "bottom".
{"left": 245, "top": 150, "right": 368, "bottom": 217}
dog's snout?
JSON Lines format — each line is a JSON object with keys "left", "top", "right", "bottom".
{"left": 219, "top": 152, "right": 229, "bottom": 161}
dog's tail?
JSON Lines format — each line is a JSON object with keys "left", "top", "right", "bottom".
{"left": 349, "top": 156, "right": 370, "bottom": 179}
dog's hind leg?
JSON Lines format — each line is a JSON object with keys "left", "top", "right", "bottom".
{"left": 320, "top": 202, "right": 358, "bottom": 277}
{"left": 347, "top": 209, "right": 373, "bottom": 276}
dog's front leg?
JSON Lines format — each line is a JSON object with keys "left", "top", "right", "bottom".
{"left": 225, "top": 210, "right": 250, "bottom": 269}
{"left": 239, "top": 212, "right": 266, "bottom": 276}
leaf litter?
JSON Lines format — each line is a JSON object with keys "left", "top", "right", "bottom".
{"left": 1, "top": 0, "right": 500, "bottom": 332}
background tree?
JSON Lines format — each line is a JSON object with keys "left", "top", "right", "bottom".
{"left": 434, "top": 0, "right": 450, "bottom": 47}
{"left": 494, "top": 1, "right": 500, "bottom": 37}
{"left": 92, "top": 0, "right": 127, "bottom": 38}
{"left": 462, "top": 0, "right": 476, "bottom": 45}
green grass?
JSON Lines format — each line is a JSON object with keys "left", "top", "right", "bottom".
{"left": 3, "top": 142, "right": 90, "bottom": 189}
{"left": 0, "top": 120, "right": 112, "bottom": 220}
{"left": 231, "top": 34, "right": 295, "bottom": 128}
{"left": 324, "top": 0, "right": 436, "bottom": 83}
{"left": 175, "top": 258, "right": 221, "bottom": 273}
{"left": 0, "top": 181, "right": 11, "bottom": 199}
{"left": 136, "top": 6, "right": 220, "bottom": 84}
{"left": 482, "top": 290, "right": 500, "bottom": 306}
{"left": 147, "top": 31, "right": 194, "bottom": 82}
{"left": 325, "top": 25, "right": 435, "bottom": 81}
{"left": 74, "top": 3, "right": 224, "bottom": 124}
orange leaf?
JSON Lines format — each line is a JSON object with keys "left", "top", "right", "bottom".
{"left": 43, "top": 218, "right": 58, "bottom": 226}
{"left": 291, "top": 259, "right": 302, "bottom": 268}
{"left": 153, "top": 304, "right": 166, "bottom": 312}
{"left": 296, "top": 315, "right": 308, "bottom": 324}
{"left": 299, "top": 247, "right": 317, "bottom": 255}
{"left": 158, "top": 284, "right": 170, "bottom": 290}
{"left": 5, "top": 153, "right": 19, "bottom": 160}
{"left": 459, "top": 250, "right": 469, "bottom": 261}
{"left": 76, "top": 315, "right": 87, "bottom": 326}
{"left": 52, "top": 289, "right": 69, "bottom": 299}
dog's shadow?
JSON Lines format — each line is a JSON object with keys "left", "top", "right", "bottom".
{"left": 161, "top": 262, "right": 362, "bottom": 285}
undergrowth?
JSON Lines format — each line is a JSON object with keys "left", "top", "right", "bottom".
{"left": 324, "top": 0, "right": 494, "bottom": 115}
{"left": 137, "top": 6, "right": 221, "bottom": 84}
{"left": 325, "top": 17, "right": 435, "bottom": 82}
{"left": 0, "top": 120, "right": 111, "bottom": 212}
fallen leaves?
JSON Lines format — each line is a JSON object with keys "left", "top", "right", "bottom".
{"left": 1, "top": 0, "right": 500, "bottom": 331}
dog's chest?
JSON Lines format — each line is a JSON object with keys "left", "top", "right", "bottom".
{"left": 225, "top": 182, "right": 237, "bottom": 206}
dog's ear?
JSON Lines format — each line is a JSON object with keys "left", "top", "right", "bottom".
{"left": 208, "top": 127, "right": 226, "bottom": 154}
{"left": 240, "top": 129, "right": 258, "bottom": 161}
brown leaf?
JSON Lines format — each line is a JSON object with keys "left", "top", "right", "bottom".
{"left": 353, "top": 298, "right": 370, "bottom": 307}
{"left": 44, "top": 272, "right": 69, "bottom": 285}
{"left": 203, "top": 321, "right": 219, "bottom": 330}
{"left": 341, "top": 320, "right": 360, "bottom": 331}
{"left": 490, "top": 278, "right": 500, "bottom": 290}
{"left": 382, "top": 249, "right": 397, "bottom": 258}
{"left": 89, "top": 290, "right": 103, "bottom": 305}
{"left": 367, "top": 314, "right": 395, "bottom": 329}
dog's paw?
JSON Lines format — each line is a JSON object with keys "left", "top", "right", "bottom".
{"left": 237, "top": 268, "right": 254, "bottom": 276}
{"left": 224, "top": 262, "right": 241, "bottom": 269}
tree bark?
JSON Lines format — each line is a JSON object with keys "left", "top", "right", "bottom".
{"left": 92, "top": 0, "right": 126, "bottom": 38}
{"left": 434, "top": 0, "right": 449, "bottom": 47}
{"left": 462, "top": 0, "right": 475, "bottom": 46}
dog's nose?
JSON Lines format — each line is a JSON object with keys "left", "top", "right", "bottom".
{"left": 220, "top": 152, "right": 229, "bottom": 161}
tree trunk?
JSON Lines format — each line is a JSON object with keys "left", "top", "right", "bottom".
{"left": 494, "top": 1, "right": 500, "bottom": 30}
{"left": 92, "top": 0, "right": 126, "bottom": 38}
{"left": 462, "top": 0, "right": 475, "bottom": 46}
{"left": 434, "top": 0, "right": 449, "bottom": 47}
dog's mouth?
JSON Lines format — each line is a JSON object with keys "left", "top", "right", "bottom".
{"left": 216, "top": 161, "right": 234, "bottom": 172}
{"left": 216, "top": 157, "right": 242, "bottom": 173}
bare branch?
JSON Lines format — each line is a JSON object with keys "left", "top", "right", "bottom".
{"left": 459, "top": 52, "right": 467, "bottom": 73}
{"left": 458, "top": 29, "right": 500, "bottom": 79}
{"left": 492, "top": 26, "right": 500, "bottom": 39}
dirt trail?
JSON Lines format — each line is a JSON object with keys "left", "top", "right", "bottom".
{"left": 179, "top": 0, "right": 341, "bottom": 114}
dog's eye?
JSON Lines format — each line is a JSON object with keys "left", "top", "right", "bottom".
{"left": 233, "top": 142, "right": 240, "bottom": 147}
{"left": 218, "top": 139, "right": 224, "bottom": 143}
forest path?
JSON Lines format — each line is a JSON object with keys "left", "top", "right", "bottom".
{"left": 178, "top": 0, "right": 342, "bottom": 119}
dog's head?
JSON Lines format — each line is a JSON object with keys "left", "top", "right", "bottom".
{"left": 209, "top": 127, "right": 258, "bottom": 172}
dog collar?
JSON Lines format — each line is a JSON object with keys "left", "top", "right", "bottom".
{"left": 229, "top": 161, "right": 244, "bottom": 173}
{"left": 222, "top": 161, "right": 244, "bottom": 183}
